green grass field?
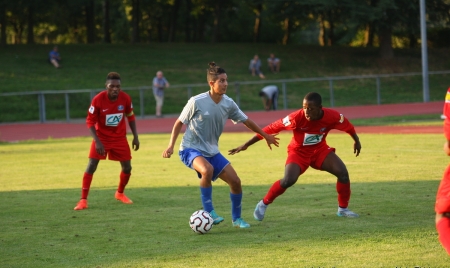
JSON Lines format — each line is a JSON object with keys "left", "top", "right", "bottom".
{"left": 1, "top": 44, "right": 450, "bottom": 122}
{"left": 1, "top": 132, "right": 449, "bottom": 267}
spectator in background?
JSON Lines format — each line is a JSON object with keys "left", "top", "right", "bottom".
{"left": 259, "top": 85, "right": 279, "bottom": 111}
{"left": 249, "top": 55, "right": 265, "bottom": 79}
{"left": 267, "top": 53, "right": 280, "bottom": 73}
{"left": 152, "top": 71, "right": 170, "bottom": 118}
{"left": 49, "top": 46, "right": 61, "bottom": 68}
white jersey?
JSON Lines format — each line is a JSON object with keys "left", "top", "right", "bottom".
{"left": 178, "top": 92, "right": 248, "bottom": 157}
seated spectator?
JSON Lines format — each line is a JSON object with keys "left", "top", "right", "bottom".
{"left": 259, "top": 85, "right": 279, "bottom": 111}
{"left": 49, "top": 46, "right": 61, "bottom": 68}
{"left": 249, "top": 55, "right": 265, "bottom": 79}
{"left": 267, "top": 53, "right": 280, "bottom": 73}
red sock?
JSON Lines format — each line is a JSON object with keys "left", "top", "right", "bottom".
{"left": 437, "top": 217, "right": 450, "bottom": 255}
{"left": 336, "top": 181, "right": 351, "bottom": 208}
{"left": 117, "top": 171, "right": 131, "bottom": 193}
{"left": 81, "top": 172, "right": 93, "bottom": 199}
{"left": 263, "top": 180, "right": 287, "bottom": 205}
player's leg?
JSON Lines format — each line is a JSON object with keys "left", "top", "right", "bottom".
{"left": 191, "top": 155, "right": 224, "bottom": 224}
{"left": 74, "top": 158, "right": 100, "bottom": 210}
{"left": 254, "top": 163, "right": 303, "bottom": 221}
{"left": 114, "top": 160, "right": 133, "bottom": 204}
{"left": 320, "top": 151, "right": 359, "bottom": 217}
{"left": 218, "top": 164, "right": 250, "bottom": 228}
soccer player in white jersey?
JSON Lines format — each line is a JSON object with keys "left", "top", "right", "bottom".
{"left": 162, "top": 62, "right": 279, "bottom": 228}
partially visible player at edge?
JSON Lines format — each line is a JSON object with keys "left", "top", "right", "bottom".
{"left": 229, "top": 92, "right": 361, "bottom": 220}
{"left": 74, "top": 72, "right": 140, "bottom": 210}
{"left": 435, "top": 87, "right": 450, "bottom": 255}
{"left": 162, "top": 62, "right": 279, "bottom": 228}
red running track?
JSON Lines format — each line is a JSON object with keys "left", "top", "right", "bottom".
{"left": 0, "top": 101, "right": 444, "bottom": 143}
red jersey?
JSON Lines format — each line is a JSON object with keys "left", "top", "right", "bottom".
{"left": 86, "top": 90, "right": 135, "bottom": 142}
{"left": 444, "top": 87, "right": 450, "bottom": 140}
{"left": 261, "top": 108, "right": 356, "bottom": 151}
{"left": 436, "top": 87, "right": 450, "bottom": 214}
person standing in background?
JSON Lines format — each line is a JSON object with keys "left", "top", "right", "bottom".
{"left": 152, "top": 71, "right": 170, "bottom": 118}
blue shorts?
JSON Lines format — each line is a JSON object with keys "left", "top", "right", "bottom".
{"left": 179, "top": 148, "right": 230, "bottom": 181}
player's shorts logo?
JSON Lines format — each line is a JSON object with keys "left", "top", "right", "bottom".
{"left": 303, "top": 133, "right": 323, "bottom": 145}
{"left": 106, "top": 113, "right": 123, "bottom": 126}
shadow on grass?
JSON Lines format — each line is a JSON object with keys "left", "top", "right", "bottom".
{"left": 0, "top": 180, "right": 441, "bottom": 267}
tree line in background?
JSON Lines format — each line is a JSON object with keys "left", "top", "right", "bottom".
{"left": 0, "top": 0, "right": 449, "bottom": 58}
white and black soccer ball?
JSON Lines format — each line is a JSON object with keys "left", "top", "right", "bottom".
{"left": 189, "top": 210, "right": 213, "bottom": 234}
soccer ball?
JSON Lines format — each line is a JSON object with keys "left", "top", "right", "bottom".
{"left": 189, "top": 210, "right": 214, "bottom": 234}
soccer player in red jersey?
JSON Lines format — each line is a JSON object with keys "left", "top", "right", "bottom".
{"left": 435, "top": 87, "right": 450, "bottom": 255}
{"left": 229, "top": 92, "right": 361, "bottom": 220}
{"left": 74, "top": 72, "right": 140, "bottom": 210}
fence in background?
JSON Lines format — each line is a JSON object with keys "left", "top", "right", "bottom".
{"left": 1, "top": 70, "right": 450, "bottom": 123}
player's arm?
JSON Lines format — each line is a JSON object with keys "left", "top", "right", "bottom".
{"left": 162, "top": 119, "right": 183, "bottom": 158}
{"left": 228, "top": 119, "right": 279, "bottom": 155}
{"left": 86, "top": 102, "right": 105, "bottom": 156}
{"left": 242, "top": 118, "right": 279, "bottom": 149}
{"left": 126, "top": 111, "right": 139, "bottom": 151}
{"left": 350, "top": 132, "right": 361, "bottom": 157}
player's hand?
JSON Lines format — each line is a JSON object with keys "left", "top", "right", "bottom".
{"left": 264, "top": 133, "right": 279, "bottom": 150}
{"left": 162, "top": 147, "right": 174, "bottom": 158}
{"left": 94, "top": 140, "right": 106, "bottom": 156}
{"left": 443, "top": 141, "right": 450, "bottom": 156}
{"left": 354, "top": 140, "right": 361, "bottom": 157}
{"left": 228, "top": 144, "right": 248, "bottom": 155}
{"left": 132, "top": 138, "right": 140, "bottom": 151}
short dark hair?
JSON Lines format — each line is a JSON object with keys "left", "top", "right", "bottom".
{"left": 207, "top": 62, "right": 226, "bottom": 82}
{"left": 304, "top": 92, "right": 322, "bottom": 106}
{"left": 106, "top": 72, "right": 121, "bottom": 81}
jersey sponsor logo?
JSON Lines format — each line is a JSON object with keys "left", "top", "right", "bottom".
{"left": 282, "top": 116, "right": 291, "bottom": 126}
{"left": 89, "top": 105, "right": 95, "bottom": 114}
{"left": 339, "top": 114, "right": 344, "bottom": 123}
{"left": 118, "top": 105, "right": 124, "bottom": 111}
{"left": 303, "top": 133, "right": 324, "bottom": 146}
{"left": 105, "top": 113, "right": 123, "bottom": 127}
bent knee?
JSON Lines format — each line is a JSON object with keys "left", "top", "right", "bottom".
{"left": 337, "top": 172, "right": 350, "bottom": 184}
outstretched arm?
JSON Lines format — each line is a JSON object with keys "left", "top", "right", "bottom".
{"left": 228, "top": 118, "right": 279, "bottom": 155}
{"left": 162, "top": 119, "right": 183, "bottom": 158}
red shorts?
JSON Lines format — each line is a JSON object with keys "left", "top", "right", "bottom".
{"left": 88, "top": 138, "right": 132, "bottom": 161}
{"left": 286, "top": 143, "right": 335, "bottom": 174}
{"left": 436, "top": 165, "right": 450, "bottom": 214}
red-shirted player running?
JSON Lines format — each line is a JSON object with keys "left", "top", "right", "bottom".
{"left": 74, "top": 72, "right": 140, "bottom": 210}
{"left": 435, "top": 87, "right": 450, "bottom": 255}
{"left": 229, "top": 92, "right": 361, "bottom": 220}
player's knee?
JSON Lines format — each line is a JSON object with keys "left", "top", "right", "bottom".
{"left": 280, "top": 176, "right": 297, "bottom": 188}
{"left": 122, "top": 165, "right": 132, "bottom": 174}
{"left": 337, "top": 172, "right": 350, "bottom": 184}
{"left": 198, "top": 165, "right": 214, "bottom": 179}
